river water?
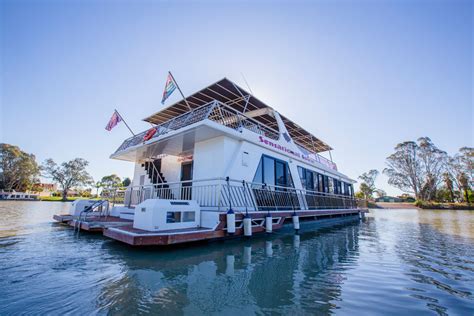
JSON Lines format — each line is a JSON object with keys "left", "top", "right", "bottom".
{"left": 0, "top": 202, "right": 473, "bottom": 315}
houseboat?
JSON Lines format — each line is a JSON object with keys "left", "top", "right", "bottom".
{"left": 54, "top": 78, "right": 365, "bottom": 246}
{"left": 0, "top": 191, "right": 39, "bottom": 201}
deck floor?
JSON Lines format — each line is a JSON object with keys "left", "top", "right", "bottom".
{"left": 103, "top": 209, "right": 365, "bottom": 246}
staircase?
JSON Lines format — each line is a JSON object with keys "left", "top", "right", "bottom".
{"left": 142, "top": 159, "right": 166, "bottom": 185}
{"left": 141, "top": 159, "right": 174, "bottom": 199}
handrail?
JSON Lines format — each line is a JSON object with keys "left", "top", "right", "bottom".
{"left": 121, "top": 177, "right": 358, "bottom": 211}
{"left": 112, "top": 100, "right": 338, "bottom": 171}
{"left": 113, "top": 100, "right": 281, "bottom": 154}
{"left": 147, "top": 159, "right": 164, "bottom": 184}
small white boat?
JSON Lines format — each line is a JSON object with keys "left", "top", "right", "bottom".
{"left": 0, "top": 191, "right": 39, "bottom": 201}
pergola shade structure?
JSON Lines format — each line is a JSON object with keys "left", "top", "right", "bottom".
{"left": 144, "top": 78, "right": 332, "bottom": 154}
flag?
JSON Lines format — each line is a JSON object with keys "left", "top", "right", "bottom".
{"left": 161, "top": 73, "right": 177, "bottom": 104}
{"left": 105, "top": 111, "right": 122, "bottom": 131}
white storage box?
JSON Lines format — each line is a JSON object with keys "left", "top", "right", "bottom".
{"left": 133, "top": 199, "right": 200, "bottom": 232}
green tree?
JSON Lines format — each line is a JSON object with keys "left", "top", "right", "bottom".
{"left": 383, "top": 137, "right": 447, "bottom": 201}
{"left": 122, "top": 177, "right": 131, "bottom": 187}
{"left": 446, "top": 147, "right": 473, "bottom": 203}
{"left": 442, "top": 173, "right": 455, "bottom": 202}
{"left": 354, "top": 191, "right": 365, "bottom": 199}
{"left": 358, "top": 169, "right": 379, "bottom": 199}
{"left": 101, "top": 174, "right": 122, "bottom": 188}
{"left": 0, "top": 143, "right": 40, "bottom": 191}
{"left": 42, "top": 158, "right": 93, "bottom": 201}
{"left": 458, "top": 173, "right": 470, "bottom": 203}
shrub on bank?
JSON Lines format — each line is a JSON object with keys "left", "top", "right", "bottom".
{"left": 415, "top": 200, "right": 473, "bottom": 210}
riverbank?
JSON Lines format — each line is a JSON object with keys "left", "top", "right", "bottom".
{"left": 374, "top": 202, "right": 419, "bottom": 209}
{"left": 371, "top": 201, "right": 473, "bottom": 210}
{"left": 414, "top": 200, "right": 474, "bottom": 210}
{"left": 39, "top": 196, "right": 100, "bottom": 202}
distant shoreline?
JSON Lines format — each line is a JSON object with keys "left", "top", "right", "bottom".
{"left": 373, "top": 201, "right": 473, "bottom": 210}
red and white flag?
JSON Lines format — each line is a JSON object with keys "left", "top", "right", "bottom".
{"left": 105, "top": 111, "right": 122, "bottom": 131}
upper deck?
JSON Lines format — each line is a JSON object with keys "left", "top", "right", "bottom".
{"left": 111, "top": 78, "right": 337, "bottom": 170}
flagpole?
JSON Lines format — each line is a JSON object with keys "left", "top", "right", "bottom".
{"left": 115, "top": 109, "right": 136, "bottom": 136}
{"left": 168, "top": 71, "right": 192, "bottom": 111}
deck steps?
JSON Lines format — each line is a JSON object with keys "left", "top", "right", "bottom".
{"left": 119, "top": 212, "right": 135, "bottom": 220}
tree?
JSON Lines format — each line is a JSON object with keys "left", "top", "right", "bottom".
{"left": 383, "top": 137, "right": 447, "bottom": 201}
{"left": 100, "top": 174, "right": 122, "bottom": 188}
{"left": 100, "top": 174, "right": 122, "bottom": 197}
{"left": 375, "top": 189, "right": 387, "bottom": 199}
{"left": 354, "top": 191, "right": 365, "bottom": 199}
{"left": 0, "top": 143, "right": 40, "bottom": 191}
{"left": 358, "top": 169, "right": 379, "bottom": 199}
{"left": 122, "top": 177, "right": 131, "bottom": 187}
{"left": 442, "top": 173, "right": 455, "bottom": 202}
{"left": 42, "top": 158, "right": 93, "bottom": 201}
{"left": 458, "top": 173, "right": 470, "bottom": 203}
{"left": 446, "top": 147, "right": 473, "bottom": 203}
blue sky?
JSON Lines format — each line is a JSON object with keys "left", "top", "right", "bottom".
{"left": 1, "top": 0, "right": 472, "bottom": 195}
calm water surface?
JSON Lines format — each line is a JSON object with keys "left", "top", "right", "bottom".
{"left": 0, "top": 202, "right": 473, "bottom": 315}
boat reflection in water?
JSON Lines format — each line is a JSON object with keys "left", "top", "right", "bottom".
{"left": 99, "top": 218, "right": 361, "bottom": 314}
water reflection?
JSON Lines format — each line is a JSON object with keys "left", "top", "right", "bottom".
{"left": 1, "top": 203, "right": 474, "bottom": 315}
{"left": 97, "top": 221, "right": 360, "bottom": 314}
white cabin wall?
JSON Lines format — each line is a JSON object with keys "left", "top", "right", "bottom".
{"left": 193, "top": 136, "right": 239, "bottom": 180}
{"left": 192, "top": 135, "right": 305, "bottom": 188}
{"left": 225, "top": 140, "right": 305, "bottom": 190}
{"left": 160, "top": 155, "right": 181, "bottom": 183}
{"left": 132, "top": 163, "right": 151, "bottom": 187}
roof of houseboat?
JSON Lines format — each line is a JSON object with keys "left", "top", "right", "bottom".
{"left": 144, "top": 78, "right": 332, "bottom": 154}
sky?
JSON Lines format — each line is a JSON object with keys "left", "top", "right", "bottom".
{"left": 1, "top": 0, "right": 472, "bottom": 196}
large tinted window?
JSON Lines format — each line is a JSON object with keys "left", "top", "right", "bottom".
{"left": 275, "top": 161, "right": 287, "bottom": 187}
{"left": 263, "top": 156, "right": 275, "bottom": 185}
{"left": 253, "top": 155, "right": 294, "bottom": 188}
{"left": 298, "top": 166, "right": 333, "bottom": 193}
{"left": 318, "top": 174, "right": 324, "bottom": 192}
{"left": 328, "top": 177, "right": 334, "bottom": 193}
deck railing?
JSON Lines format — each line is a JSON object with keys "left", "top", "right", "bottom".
{"left": 113, "top": 100, "right": 337, "bottom": 171}
{"left": 122, "top": 178, "right": 359, "bottom": 212}
{"left": 113, "top": 101, "right": 280, "bottom": 154}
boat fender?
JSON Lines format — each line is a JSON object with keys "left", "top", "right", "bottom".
{"left": 226, "top": 209, "right": 236, "bottom": 234}
{"left": 292, "top": 214, "right": 300, "bottom": 231}
{"left": 243, "top": 215, "right": 252, "bottom": 237}
{"left": 265, "top": 215, "right": 272, "bottom": 233}
{"left": 265, "top": 240, "right": 273, "bottom": 257}
{"left": 143, "top": 128, "right": 157, "bottom": 141}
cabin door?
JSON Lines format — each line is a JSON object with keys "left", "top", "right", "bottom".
{"left": 180, "top": 161, "right": 193, "bottom": 199}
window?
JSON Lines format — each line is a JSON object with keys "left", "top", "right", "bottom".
{"left": 182, "top": 211, "right": 195, "bottom": 222}
{"left": 298, "top": 166, "right": 333, "bottom": 193}
{"left": 328, "top": 177, "right": 334, "bottom": 194}
{"left": 263, "top": 156, "right": 275, "bottom": 186}
{"left": 318, "top": 174, "right": 324, "bottom": 192}
{"left": 334, "top": 179, "right": 342, "bottom": 195}
{"left": 275, "top": 161, "right": 284, "bottom": 186}
{"left": 298, "top": 166, "right": 306, "bottom": 189}
{"left": 253, "top": 155, "right": 294, "bottom": 188}
{"left": 323, "top": 175, "right": 329, "bottom": 193}
{"left": 166, "top": 212, "right": 181, "bottom": 223}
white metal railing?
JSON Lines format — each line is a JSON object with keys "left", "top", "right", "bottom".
{"left": 114, "top": 101, "right": 281, "bottom": 154}
{"left": 113, "top": 100, "right": 338, "bottom": 171}
{"left": 121, "top": 177, "right": 359, "bottom": 212}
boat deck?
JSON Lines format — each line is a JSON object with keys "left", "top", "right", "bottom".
{"left": 103, "top": 208, "right": 366, "bottom": 246}
{"left": 53, "top": 214, "right": 132, "bottom": 232}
